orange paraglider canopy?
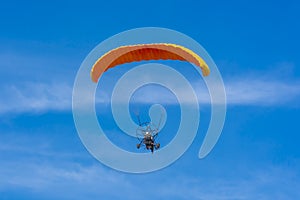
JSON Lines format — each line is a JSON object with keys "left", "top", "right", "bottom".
{"left": 91, "top": 43, "right": 210, "bottom": 82}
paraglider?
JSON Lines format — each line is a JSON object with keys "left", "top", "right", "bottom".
{"left": 90, "top": 43, "right": 210, "bottom": 153}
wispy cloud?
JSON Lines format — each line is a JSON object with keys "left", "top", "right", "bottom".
{"left": 0, "top": 160, "right": 135, "bottom": 199}
{"left": 225, "top": 76, "right": 300, "bottom": 106}
{"left": 0, "top": 47, "right": 78, "bottom": 114}
{"left": 1, "top": 64, "right": 299, "bottom": 114}
{"left": 0, "top": 134, "right": 134, "bottom": 199}
{"left": 157, "top": 165, "right": 300, "bottom": 199}
{"left": 1, "top": 149, "right": 299, "bottom": 199}
{"left": 0, "top": 82, "right": 72, "bottom": 114}
{"left": 0, "top": 129, "right": 299, "bottom": 199}
{"left": 109, "top": 71, "right": 300, "bottom": 107}
{"left": 0, "top": 131, "right": 132, "bottom": 198}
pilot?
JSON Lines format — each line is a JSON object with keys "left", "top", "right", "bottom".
{"left": 144, "top": 133, "right": 154, "bottom": 152}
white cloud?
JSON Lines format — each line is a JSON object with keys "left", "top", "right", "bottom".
{"left": 0, "top": 82, "right": 72, "bottom": 114}
{"left": 0, "top": 160, "right": 135, "bottom": 199}
{"left": 110, "top": 73, "right": 300, "bottom": 107}
{"left": 142, "top": 164, "right": 300, "bottom": 200}
{"left": 0, "top": 132, "right": 133, "bottom": 198}
{"left": 225, "top": 77, "right": 300, "bottom": 106}
{"left": 1, "top": 153, "right": 299, "bottom": 199}
{"left": 1, "top": 69, "right": 299, "bottom": 115}
{"left": 0, "top": 131, "right": 299, "bottom": 199}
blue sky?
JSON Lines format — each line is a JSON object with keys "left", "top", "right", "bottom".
{"left": 1, "top": 0, "right": 300, "bottom": 199}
